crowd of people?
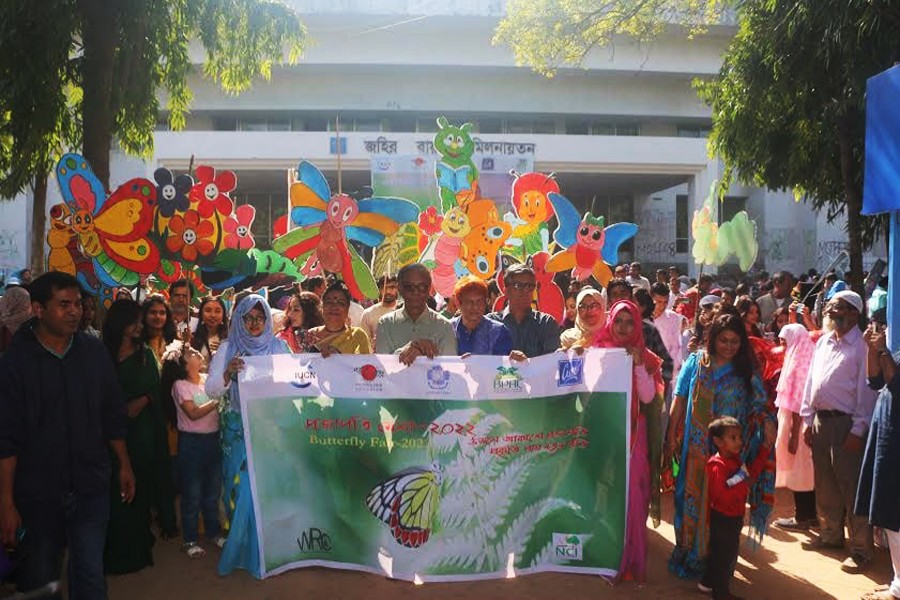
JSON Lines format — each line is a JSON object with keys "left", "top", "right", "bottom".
{"left": 0, "top": 260, "right": 896, "bottom": 600}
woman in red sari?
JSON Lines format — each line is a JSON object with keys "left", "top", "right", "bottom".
{"left": 594, "top": 300, "right": 663, "bottom": 583}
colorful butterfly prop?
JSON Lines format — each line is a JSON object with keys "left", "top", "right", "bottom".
{"left": 272, "top": 161, "right": 419, "bottom": 301}
{"left": 492, "top": 252, "right": 565, "bottom": 322}
{"left": 545, "top": 192, "right": 638, "bottom": 286}
{"left": 366, "top": 462, "right": 443, "bottom": 549}
{"left": 49, "top": 154, "right": 160, "bottom": 290}
{"left": 692, "top": 180, "right": 759, "bottom": 271}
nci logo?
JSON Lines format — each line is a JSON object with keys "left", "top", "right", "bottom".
{"left": 297, "top": 527, "right": 332, "bottom": 553}
{"left": 552, "top": 533, "right": 586, "bottom": 561}
{"left": 557, "top": 357, "right": 584, "bottom": 386}
{"left": 493, "top": 366, "right": 523, "bottom": 392}
{"left": 426, "top": 366, "right": 450, "bottom": 391}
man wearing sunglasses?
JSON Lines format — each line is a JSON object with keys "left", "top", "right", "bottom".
{"left": 488, "top": 263, "right": 560, "bottom": 360}
{"left": 375, "top": 263, "right": 456, "bottom": 365}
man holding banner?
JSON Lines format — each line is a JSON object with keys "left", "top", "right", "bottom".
{"left": 375, "top": 263, "right": 456, "bottom": 364}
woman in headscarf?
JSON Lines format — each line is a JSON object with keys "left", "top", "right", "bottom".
{"left": 206, "top": 295, "right": 289, "bottom": 578}
{"left": 0, "top": 286, "right": 31, "bottom": 354}
{"left": 559, "top": 287, "right": 606, "bottom": 350}
{"left": 771, "top": 323, "right": 818, "bottom": 531}
{"left": 594, "top": 300, "right": 663, "bottom": 584}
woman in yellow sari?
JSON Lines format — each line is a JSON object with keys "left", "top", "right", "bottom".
{"left": 308, "top": 281, "right": 372, "bottom": 356}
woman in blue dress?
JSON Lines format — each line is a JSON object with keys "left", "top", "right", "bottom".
{"left": 663, "top": 314, "right": 776, "bottom": 581}
{"left": 206, "top": 295, "right": 289, "bottom": 577}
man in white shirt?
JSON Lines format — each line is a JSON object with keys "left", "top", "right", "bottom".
{"left": 625, "top": 261, "right": 651, "bottom": 292}
{"left": 799, "top": 290, "right": 877, "bottom": 573}
{"left": 651, "top": 282, "right": 685, "bottom": 379}
{"left": 360, "top": 275, "right": 400, "bottom": 345}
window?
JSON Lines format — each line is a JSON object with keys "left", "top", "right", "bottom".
{"left": 240, "top": 119, "right": 267, "bottom": 132}
{"left": 506, "top": 119, "right": 533, "bottom": 134}
{"left": 675, "top": 194, "right": 689, "bottom": 254}
{"left": 616, "top": 123, "right": 640, "bottom": 136}
{"left": 213, "top": 117, "right": 237, "bottom": 131}
{"left": 354, "top": 118, "right": 382, "bottom": 132}
{"left": 592, "top": 122, "right": 615, "bottom": 136}
{"left": 677, "top": 124, "right": 711, "bottom": 138}
{"left": 267, "top": 119, "right": 291, "bottom": 132}
{"left": 478, "top": 117, "right": 502, "bottom": 134}
{"left": 565, "top": 119, "right": 591, "bottom": 135}
{"left": 416, "top": 117, "right": 439, "bottom": 133}
{"left": 532, "top": 119, "right": 556, "bottom": 134}
{"left": 720, "top": 196, "right": 746, "bottom": 224}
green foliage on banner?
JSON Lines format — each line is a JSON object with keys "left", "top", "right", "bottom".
{"left": 245, "top": 392, "right": 627, "bottom": 578}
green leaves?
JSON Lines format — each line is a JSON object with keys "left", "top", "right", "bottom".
{"left": 700, "top": 0, "right": 897, "bottom": 251}
{"left": 493, "top": 0, "right": 733, "bottom": 76}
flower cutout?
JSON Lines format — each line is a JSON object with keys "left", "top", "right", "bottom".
{"left": 190, "top": 165, "right": 237, "bottom": 218}
{"left": 153, "top": 168, "right": 193, "bottom": 218}
{"left": 418, "top": 205, "right": 443, "bottom": 237}
{"left": 223, "top": 204, "right": 256, "bottom": 250}
{"left": 166, "top": 209, "right": 215, "bottom": 263}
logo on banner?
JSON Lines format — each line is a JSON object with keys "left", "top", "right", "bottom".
{"left": 557, "top": 358, "right": 584, "bottom": 387}
{"left": 297, "top": 527, "right": 332, "bottom": 553}
{"left": 426, "top": 366, "right": 451, "bottom": 392}
{"left": 290, "top": 363, "right": 317, "bottom": 389}
{"left": 552, "top": 533, "right": 585, "bottom": 561}
{"left": 353, "top": 363, "right": 385, "bottom": 392}
{"left": 493, "top": 366, "right": 523, "bottom": 392}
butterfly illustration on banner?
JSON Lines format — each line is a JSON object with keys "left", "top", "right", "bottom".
{"left": 272, "top": 161, "right": 419, "bottom": 300}
{"left": 49, "top": 154, "right": 160, "bottom": 291}
{"left": 544, "top": 192, "right": 638, "bottom": 286}
{"left": 366, "top": 462, "right": 443, "bottom": 548}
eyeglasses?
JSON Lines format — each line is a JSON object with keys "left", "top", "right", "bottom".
{"left": 401, "top": 282, "right": 430, "bottom": 294}
{"left": 578, "top": 302, "right": 603, "bottom": 312}
{"left": 508, "top": 281, "right": 536, "bottom": 291}
{"left": 826, "top": 302, "right": 850, "bottom": 312}
{"left": 242, "top": 314, "right": 266, "bottom": 325}
{"left": 323, "top": 298, "right": 349, "bottom": 307}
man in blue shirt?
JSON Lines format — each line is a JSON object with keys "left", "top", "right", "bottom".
{"left": 488, "top": 263, "right": 560, "bottom": 358}
{"left": 451, "top": 276, "right": 512, "bottom": 356}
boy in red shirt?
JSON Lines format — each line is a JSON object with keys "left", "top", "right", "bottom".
{"left": 700, "top": 416, "right": 771, "bottom": 599}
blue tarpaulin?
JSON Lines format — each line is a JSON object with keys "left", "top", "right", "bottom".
{"left": 863, "top": 64, "right": 900, "bottom": 215}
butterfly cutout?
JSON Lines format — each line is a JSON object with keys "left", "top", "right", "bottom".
{"left": 54, "top": 153, "right": 160, "bottom": 288}
{"left": 272, "top": 161, "right": 419, "bottom": 300}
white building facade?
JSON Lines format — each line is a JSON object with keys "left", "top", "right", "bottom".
{"left": 4, "top": 0, "right": 880, "bottom": 281}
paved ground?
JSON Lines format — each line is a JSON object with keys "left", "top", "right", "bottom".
{"left": 98, "top": 489, "right": 890, "bottom": 600}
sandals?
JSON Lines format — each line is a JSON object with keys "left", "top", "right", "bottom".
{"left": 183, "top": 542, "right": 206, "bottom": 559}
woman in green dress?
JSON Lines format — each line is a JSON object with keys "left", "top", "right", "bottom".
{"left": 102, "top": 299, "right": 177, "bottom": 574}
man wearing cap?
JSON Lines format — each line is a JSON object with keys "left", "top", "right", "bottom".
{"left": 799, "top": 290, "right": 877, "bottom": 573}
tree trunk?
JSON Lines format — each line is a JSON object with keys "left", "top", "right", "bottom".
{"left": 30, "top": 173, "right": 48, "bottom": 276}
{"left": 837, "top": 117, "right": 865, "bottom": 299}
{"left": 78, "top": 0, "right": 117, "bottom": 190}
